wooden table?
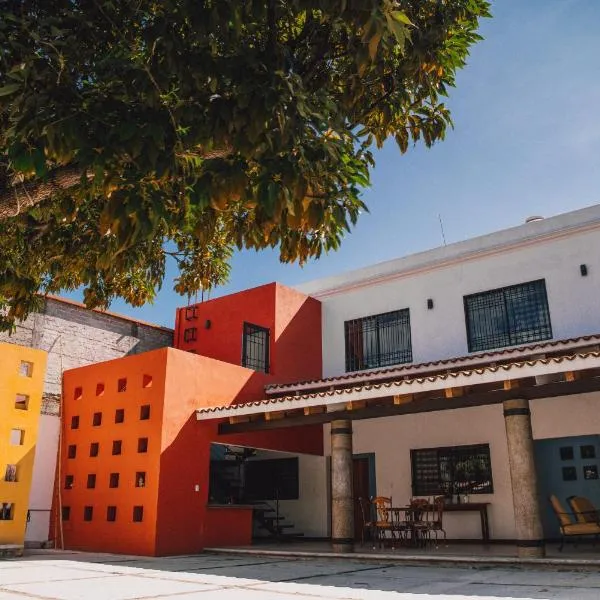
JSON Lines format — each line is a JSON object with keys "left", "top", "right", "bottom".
{"left": 443, "top": 502, "right": 491, "bottom": 542}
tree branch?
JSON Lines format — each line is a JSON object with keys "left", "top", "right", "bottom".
{"left": 0, "top": 145, "right": 234, "bottom": 222}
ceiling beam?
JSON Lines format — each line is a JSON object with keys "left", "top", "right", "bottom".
{"left": 217, "top": 376, "right": 600, "bottom": 435}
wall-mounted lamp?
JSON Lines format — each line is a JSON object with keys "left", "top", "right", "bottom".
{"left": 427, "top": 298, "right": 434, "bottom": 310}
{"left": 205, "top": 319, "right": 212, "bottom": 329}
{"left": 580, "top": 264, "right": 588, "bottom": 277}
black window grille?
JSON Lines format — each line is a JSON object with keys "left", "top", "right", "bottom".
{"left": 183, "top": 327, "right": 197, "bottom": 342}
{"left": 344, "top": 309, "right": 412, "bottom": 372}
{"left": 464, "top": 279, "right": 552, "bottom": 353}
{"left": 242, "top": 322, "right": 270, "bottom": 373}
{"left": 411, "top": 444, "right": 493, "bottom": 497}
{"left": 185, "top": 306, "right": 198, "bottom": 320}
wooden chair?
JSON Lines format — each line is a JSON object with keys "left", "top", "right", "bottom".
{"left": 371, "top": 496, "right": 394, "bottom": 548}
{"left": 357, "top": 497, "right": 374, "bottom": 547}
{"left": 549, "top": 495, "right": 600, "bottom": 551}
{"left": 568, "top": 496, "right": 600, "bottom": 524}
{"left": 428, "top": 496, "right": 447, "bottom": 544}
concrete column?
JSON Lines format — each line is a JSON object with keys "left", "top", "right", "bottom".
{"left": 330, "top": 419, "right": 354, "bottom": 553}
{"left": 503, "top": 398, "right": 545, "bottom": 558}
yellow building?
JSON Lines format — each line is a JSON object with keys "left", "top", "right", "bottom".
{"left": 0, "top": 341, "right": 47, "bottom": 549}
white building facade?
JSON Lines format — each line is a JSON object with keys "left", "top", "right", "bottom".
{"left": 202, "top": 205, "right": 600, "bottom": 555}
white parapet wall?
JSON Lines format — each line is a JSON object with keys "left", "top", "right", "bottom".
{"left": 25, "top": 412, "right": 60, "bottom": 545}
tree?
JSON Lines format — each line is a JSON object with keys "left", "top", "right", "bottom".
{"left": 0, "top": 0, "right": 490, "bottom": 328}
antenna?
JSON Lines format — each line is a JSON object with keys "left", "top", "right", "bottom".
{"left": 438, "top": 214, "right": 447, "bottom": 246}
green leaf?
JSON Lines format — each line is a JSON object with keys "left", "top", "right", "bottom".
{"left": 0, "top": 83, "right": 20, "bottom": 97}
{"left": 390, "top": 11, "right": 413, "bottom": 26}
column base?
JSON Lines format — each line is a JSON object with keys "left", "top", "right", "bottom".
{"left": 331, "top": 538, "right": 355, "bottom": 553}
{"left": 516, "top": 540, "right": 546, "bottom": 558}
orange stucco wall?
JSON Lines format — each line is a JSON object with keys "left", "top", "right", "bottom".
{"left": 154, "top": 349, "right": 322, "bottom": 556}
{"left": 57, "top": 282, "right": 324, "bottom": 556}
{"left": 58, "top": 349, "right": 168, "bottom": 555}
{"left": 174, "top": 282, "right": 323, "bottom": 398}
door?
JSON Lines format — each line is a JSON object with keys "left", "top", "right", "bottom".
{"left": 353, "top": 455, "right": 375, "bottom": 541}
{"left": 535, "top": 434, "right": 600, "bottom": 538}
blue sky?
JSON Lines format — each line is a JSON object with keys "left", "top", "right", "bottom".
{"left": 63, "top": 0, "right": 600, "bottom": 327}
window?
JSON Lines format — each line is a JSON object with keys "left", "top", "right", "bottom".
{"left": 242, "top": 322, "right": 270, "bottom": 373}
{"left": 4, "top": 465, "right": 17, "bottom": 482}
{"left": 117, "top": 378, "right": 127, "bottom": 393}
{"left": 109, "top": 473, "right": 120, "bottom": 488}
{"left": 133, "top": 506, "right": 144, "bottom": 522}
{"left": 464, "top": 279, "right": 552, "bottom": 353}
{"left": 345, "top": 309, "right": 412, "bottom": 372}
{"left": 86, "top": 474, "right": 96, "bottom": 489}
{"left": 9, "top": 429, "right": 25, "bottom": 446}
{"left": 83, "top": 506, "right": 93, "bottom": 521}
{"left": 0, "top": 503, "right": 14, "bottom": 521}
{"left": 64, "top": 475, "right": 74, "bottom": 489}
{"left": 142, "top": 374, "right": 153, "bottom": 388}
{"left": 19, "top": 361, "right": 33, "bottom": 377}
{"left": 96, "top": 383, "right": 105, "bottom": 397}
{"left": 89, "top": 442, "right": 99, "bottom": 457}
{"left": 135, "top": 472, "right": 146, "bottom": 488}
{"left": 140, "top": 405, "right": 150, "bottom": 420}
{"left": 137, "top": 437, "right": 148, "bottom": 453}
{"left": 115, "top": 409, "right": 125, "bottom": 424}
{"left": 74, "top": 387, "right": 83, "bottom": 401}
{"left": 410, "top": 444, "right": 493, "bottom": 497}
{"left": 185, "top": 306, "right": 198, "bottom": 320}
{"left": 62, "top": 506, "right": 71, "bottom": 521}
{"left": 67, "top": 444, "right": 77, "bottom": 459}
{"left": 15, "top": 394, "right": 29, "bottom": 410}
{"left": 92, "top": 412, "right": 102, "bottom": 427}
{"left": 71, "top": 416, "right": 80, "bottom": 429}
{"left": 112, "top": 440, "right": 122, "bottom": 455}
{"left": 107, "top": 506, "right": 117, "bottom": 522}
{"left": 244, "top": 458, "right": 300, "bottom": 501}
{"left": 183, "top": 327, "right": 197, "bottom": 342}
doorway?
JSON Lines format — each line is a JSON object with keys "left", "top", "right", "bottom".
{"left": 353, "top": 453, "right": 376, "bottom": 541}
{"left": 535, "top": 434, "right": 600, "bottom": 538}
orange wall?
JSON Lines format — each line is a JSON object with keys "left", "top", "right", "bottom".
{"left": 174, "top": 283, "right": 323, "bottom": 397}
{"left": 155, "top": 349, "right": 322, "bottom": 556}
{"left": 59, "top": 349, "right": 168, "bottom": 555}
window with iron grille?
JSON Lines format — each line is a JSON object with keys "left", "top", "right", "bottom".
{"left": 185, "top": 306, "right": 198, "bottom": 320}
{"left": 183, "top": 327, "right": 197, "bottom": 342}
{"left": 464, "top": 279, "right": 552, "bottom": 353}
{"left": 411, "top": 444, "right": 493, "bottom": 497}
{"left": 242, "top": 322, "right": 270, "bottom": 373}
{"left": 344, "top": 309, "right": 412, "bottom": 372}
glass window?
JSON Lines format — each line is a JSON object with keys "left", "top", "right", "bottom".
{"left": 411, "top": 444, "right": 493, "bottom": 496}
{"left": 345, "top": 309, "right": 412, "bottom": 372}
{"left": 464, "top": 279, "right": 552, "bottom": 352}
{"left": 242, "top": 323, "right": 270, "bottom": 373}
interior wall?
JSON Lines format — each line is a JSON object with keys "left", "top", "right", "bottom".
{"left": 248, "top": 450, "right": 328, "bottom": 538}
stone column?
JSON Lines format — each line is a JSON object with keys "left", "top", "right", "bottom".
{"left": 503, "top": 398, "right": 545, "bottom": 558}
{"left": 330, "top": 419, "right": 354, "bottom": 553}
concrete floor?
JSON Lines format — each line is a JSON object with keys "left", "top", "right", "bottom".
{"left": 1, "top": 550, "right": 600, "bottom": 599}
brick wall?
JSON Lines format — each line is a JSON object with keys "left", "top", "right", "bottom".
{"left": 0, "top": 297, "right": 173, "bottom": 398}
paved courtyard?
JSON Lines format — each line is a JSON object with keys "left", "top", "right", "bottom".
{"left": 1, "top": 551, "right": 600, "bottom": 599}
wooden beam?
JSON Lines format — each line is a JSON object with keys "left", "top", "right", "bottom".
{"left": 445, "top": 387, "right": 464, "bottom": 399}
{"left": 393, "top": 394, "right": 414, "bottom": 405}
{"left": 303, "top": 406, "right": 325, "bottom": 416}
{"left": 564, "top": 371, "right": 580, "bottom": 382}
{"left": 265, "top": 411, "right": 285, "bottom": 421}
{"left": 346, "top": 399, "right": 367, "bottom": 411}
{"left": 503, "top": 379, "right": 520, "bottom": 390}
{"left": 229, "top": 415, "right": 250, "bottom": 425}
{"left": 218, "top": 377, "right": 600, "bottom": 435}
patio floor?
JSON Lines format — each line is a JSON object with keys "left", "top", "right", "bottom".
{"left": 205, "top": 540, "right": 600, "bottom": 569}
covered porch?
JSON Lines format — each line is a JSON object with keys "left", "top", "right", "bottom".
{"left": 197, "top": 335, "right": 600, "bottom": 559}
